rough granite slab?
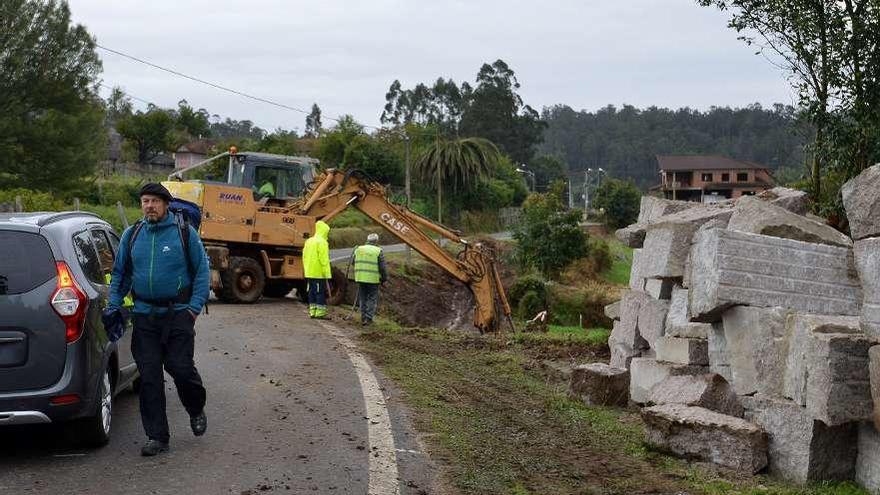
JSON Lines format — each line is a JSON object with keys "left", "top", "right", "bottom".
{"left": 688, "top": 229, "right": 862, "bottom": 321}
{"left": 642, "top": 404, "right": 768, "bottom": 473}
{"left": 743, "top": 394, "right": 857, "bottom": 484}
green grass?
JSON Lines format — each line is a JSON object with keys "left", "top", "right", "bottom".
{"left": 601, "top": 238, "right": 633, "bottom": 286}
{"left": 510, "top": 325, "right": 610, "bottom": 347}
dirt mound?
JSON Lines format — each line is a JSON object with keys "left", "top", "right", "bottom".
{"left": 380, "top": 261, "right": 477, "bottom": 331}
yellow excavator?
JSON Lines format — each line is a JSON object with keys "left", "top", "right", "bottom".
{"left": 164, "top": 149, "right": 513, "bottom": 332}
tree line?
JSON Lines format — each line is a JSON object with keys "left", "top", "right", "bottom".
{"left": 7, "top": 0, "right": 880, "bottom": 229}
{"left": 538, "top": 103, "right": 812, "bottom": 189}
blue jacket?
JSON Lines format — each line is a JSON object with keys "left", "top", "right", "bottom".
{"left": 109, "top": 213, "right": 210, "bottom": 315}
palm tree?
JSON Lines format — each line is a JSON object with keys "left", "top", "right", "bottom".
{"left": 412, "top": 137, "right": 501, "bottom": 223}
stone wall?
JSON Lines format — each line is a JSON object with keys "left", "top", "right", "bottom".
{"left": 568, "top": 169, "right": 880, "bottom": 490}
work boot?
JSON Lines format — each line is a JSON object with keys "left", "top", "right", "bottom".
{"left": 141, "top": 439, "right": 169, "bottom": 456}
{"left": 191, "top": 410, "right": 207, "bottom": 436}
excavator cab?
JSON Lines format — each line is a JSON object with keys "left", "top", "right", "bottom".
{"left": 225, "top": 152, "right": 318, "bottom": 200}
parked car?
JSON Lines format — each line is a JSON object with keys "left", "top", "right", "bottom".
{"left": 0, "top": 211, "right": 138, "bottom": 446}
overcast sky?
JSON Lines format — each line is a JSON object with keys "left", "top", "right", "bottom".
{"left": 69, "top": 0, "right": 795, "bottom": 132}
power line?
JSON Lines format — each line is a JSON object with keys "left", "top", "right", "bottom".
{"left": 97, "top": 82, "right": 154, "bottom": 106}
{"left": 94, "top": 45, "right": 459, "bottom": 137}
{"left": 95, "top": 43, "right": 375, "bottom": 129}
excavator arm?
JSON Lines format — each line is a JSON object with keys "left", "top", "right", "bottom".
{"left": 295, "top": 169, "right": 513, "bottom": 333}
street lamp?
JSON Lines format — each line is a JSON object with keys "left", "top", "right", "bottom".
{"left": 516, "top": 166, "right": 536, "bottom": 192}
{"left": 583, "top": 167, "right": 606, "bottom": 218}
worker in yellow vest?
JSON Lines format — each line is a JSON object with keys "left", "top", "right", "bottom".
{"left": 353, "top": 233, "right": 387, "bottom": 325}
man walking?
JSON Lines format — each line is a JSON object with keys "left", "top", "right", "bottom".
{"left": 353, "top": 233, "right": 387, "bottom": 325}
{"left": 303, "top": 220, "right": 332, "bottom": 318}
{"left": 109, "top": 183, "right": 210, "bottom": 456}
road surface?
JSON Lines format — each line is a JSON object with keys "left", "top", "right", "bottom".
{"left": 0, "top": 300, "right": 439, "bottom": 495}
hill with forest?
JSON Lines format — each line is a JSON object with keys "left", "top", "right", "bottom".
{"left": 538, "top": 103, "right": 812, "bottom": 189}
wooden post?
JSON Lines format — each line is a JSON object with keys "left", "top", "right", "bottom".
{"left": 116, "top": 202, "right": 130, "bottom": 229}
{"left": 14, "top": 195, "right": 23, "bottom": 213}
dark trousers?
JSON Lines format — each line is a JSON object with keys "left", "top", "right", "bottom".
{"left": 357, "top": 282, "right": 379, "bottom": 322}
{"left": 132, "top": 310, "right": 206, "bottom": 443}
{"left": 306, "top": 278, "right": 328, "bottom": 317}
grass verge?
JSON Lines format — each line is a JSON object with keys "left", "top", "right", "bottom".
{"left": 356, "top": 317, "right": 868, "bottom": 495}
{"left": 600, "top": 238, "right": 633, "bottom": 286}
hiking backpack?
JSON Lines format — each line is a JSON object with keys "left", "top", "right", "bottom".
{"left": 126, "top": 198, "right": 204, "bottom": 306}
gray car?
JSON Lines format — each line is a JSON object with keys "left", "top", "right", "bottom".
{"left": 0, "top": 211, "right": 138, "bottom": 446}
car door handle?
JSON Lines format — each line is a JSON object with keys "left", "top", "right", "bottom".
{"left": 0, "top": 337, "right": 24, "bottom": 344}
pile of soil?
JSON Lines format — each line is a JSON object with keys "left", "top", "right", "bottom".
{"left": 380, "top": 261, "right": 478, "bottom": 332}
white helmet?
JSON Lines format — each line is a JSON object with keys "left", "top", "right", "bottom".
{"left": 367, "top": 233, "right": 380, "bottom": 244}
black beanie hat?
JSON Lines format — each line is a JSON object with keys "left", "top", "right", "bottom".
{"left": 139, "top": 183, "right": 173, "bottom": 202}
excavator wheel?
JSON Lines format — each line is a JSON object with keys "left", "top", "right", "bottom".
{"left": 263, "top": 282, "right": 296, "bottom": 299}
{"left": 327, "top": 266, "right": 348, "bottom": 306}
{"left": 218, "top": 256, "right": 266, "bottom": 304}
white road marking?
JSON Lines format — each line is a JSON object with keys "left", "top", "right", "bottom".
{"left": 320, "top": 322, "right": 400, "bottom": 495}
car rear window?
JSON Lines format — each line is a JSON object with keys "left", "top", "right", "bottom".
{"left": 0, "top": 230, "right": 56, "bottom": 295}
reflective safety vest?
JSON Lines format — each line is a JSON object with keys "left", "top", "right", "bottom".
{"left": 105, "top": 273, "right": 134, "bottom": 308}
{"left": 353, "top": 244, "right": 382, "bottom": 284}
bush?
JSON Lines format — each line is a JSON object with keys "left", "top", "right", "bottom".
{"left": 78, "top": 203, "right": 142, "bottom": 233}
{"left": 547, "top": 281, "right": 615, "bottom": 328}
{"left": 68, "top": 176, "right": 146, "bottom": 207}
{"left": 508, "top": 275, "right": 547, "bottom": 309}
{"left": 0, "top": 188, "right": 63, "bottom": 211}
{"left": 555, "top": 238, "right": 611, "bottom": 286}
{"left": 329, "top": 226, "right": 397, "bottom": 249}
{"left": 517, "top": 291, "right": 545, "bottom": 319}
{"left": 328, "top": 209, "right": 373, "bottom": 228}
{"left": 587, "top": 237, "right": 612, "bottom": 273}
{"left": 459, "top": 210, "right": 503, "bottom": 234}
{"left": 591, "top": 178, "right": 641, "bottom": 229}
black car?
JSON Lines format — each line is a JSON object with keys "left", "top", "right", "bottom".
{"left": 0, "top": 211, "right": 138, "bottom": 445}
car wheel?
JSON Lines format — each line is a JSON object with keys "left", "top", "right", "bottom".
{"left": 79, "top": 368, "right": 112, "bottom": 447}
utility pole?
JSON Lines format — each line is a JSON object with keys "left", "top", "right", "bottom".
{"left": 584, "top": 170, "right": 589, "bottom": 214}
{"left": 583, "top": 168, "right": 606, "bottom": 219}
{"left": 568, "top": 179, "right": 573, "bottom": 208}
{"left": 404, "top": 131, "right": 412, "bottom": 262}
{"left": 404, "top": 131, "right": 411, "bottom": 209}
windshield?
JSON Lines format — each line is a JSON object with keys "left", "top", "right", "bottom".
{"left": 253, "top": 166, "right": 308, "bottom": 199}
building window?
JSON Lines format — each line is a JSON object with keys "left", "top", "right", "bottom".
{"left": 721, "top": 173, "right": 730, "bottom": 182}
{"left": 737, "top": 172, "right": 749, "bottom": 182}
{"left": 701, "top": 173, "right": 713, "bottom": 182}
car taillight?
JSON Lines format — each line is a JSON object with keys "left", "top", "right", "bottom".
{"left": 51, "top": 262, "right": 88, "bottom": 344}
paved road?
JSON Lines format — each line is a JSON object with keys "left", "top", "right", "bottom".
{"left": 330, "top": 231, "right": 512, "bottom": 262}
{"left": 0, "top": 301, "right": 438, "bottom": 495}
